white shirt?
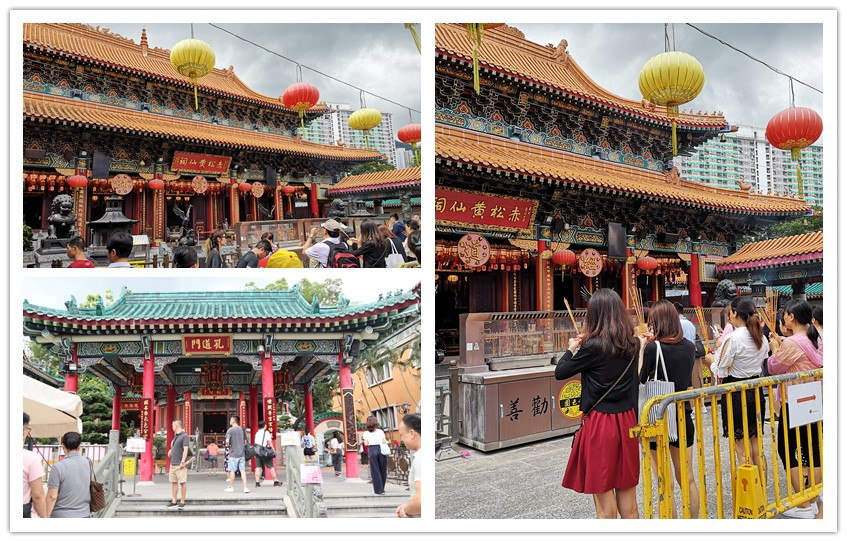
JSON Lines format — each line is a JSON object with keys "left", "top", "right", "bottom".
{"left": 710, "top": 325, "right": 768, "bottom": 379}
{"left": 409, "top": 448, "right": 421, "bottom": 500}
{"left": 107, "top": 261, "right": 132, "bottom": 268}
{"left": 254, "top": 429, "right": 272, "bottom": 447}
{"left": 362, "top": 429, "right": 386, "bottom": 447}
{"left": 328, "top": 438, "right": 341, "bottom": 453}
{"left": 304, "top": 238, "right": 343, "bottom": 267}
{"left": 301, "top": 434, "right": 315, "bottom": 448}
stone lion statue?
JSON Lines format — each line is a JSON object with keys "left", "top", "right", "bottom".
{"left": 712, "top": 279, "right": 738, "bottom": 308}
{"left": 47, "top": 194, "right": 77, "bottom": 240}
{"left": 328, "top": 198, "right": 348, "bottom": 220}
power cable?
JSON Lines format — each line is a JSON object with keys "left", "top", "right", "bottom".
{"left": 685, "top": 23, "right": 822, "bottom": 94}
{"left": 207, "top": 23, "right": 421, "bottom": 115}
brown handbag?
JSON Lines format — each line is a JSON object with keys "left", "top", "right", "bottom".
{"left": 88, "top": 458, "right": 106, "bottom": 513}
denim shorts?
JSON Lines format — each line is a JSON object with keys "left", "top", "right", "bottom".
{"left": 226, "top": 456, "right": 246, "bottom": 472}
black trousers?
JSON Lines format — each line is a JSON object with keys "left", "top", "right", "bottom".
{"left": 368, "top": 446, "right": 387, "bottom": 494}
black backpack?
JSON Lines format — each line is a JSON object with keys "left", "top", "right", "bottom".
{"left": 325, "top": 240, "right": 360, "bottom": 268}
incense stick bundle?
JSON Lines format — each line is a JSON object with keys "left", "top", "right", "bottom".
{"left": 563, "top": 297, "right": 579, "bottom": 333}
{"left": 694, "top": 305, "right": 712, "bottom": 353}
{"left": 629, "top": 286, "right": 645, "bottom": 326}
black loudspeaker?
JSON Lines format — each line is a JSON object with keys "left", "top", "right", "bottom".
{"left": 265, "top": 166, "right": 277, "bottom": 187}
{"left": 608, "top": 222, "right": 626, "bottom": 260}
{"left": 92, "top": 152, "right": 110, "bottom": 179}
{"left": 658, "top": 232, "right": 680, "bottom": 244}
{"left": 349, "top": 339, "right": 361, "bottom": 357}
{"left": 24, "top": 149, "right": 47, "bottom": 160}
{"left": 551, "top": 217, "right": 565, "bottom": 234}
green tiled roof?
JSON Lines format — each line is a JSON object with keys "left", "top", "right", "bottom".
{"left": 23, "top": 286, "right": 419, "bottom": 324}
{"left": 772, "top": 282, "right": 823, "bottom": 298}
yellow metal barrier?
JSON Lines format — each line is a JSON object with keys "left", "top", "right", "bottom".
{"left": 630, "top": 369, "right": 823, "bottom": 519}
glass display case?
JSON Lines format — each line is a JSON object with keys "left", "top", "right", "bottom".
{"left": 480, "top": 312, "right": 586, "bottom": 360}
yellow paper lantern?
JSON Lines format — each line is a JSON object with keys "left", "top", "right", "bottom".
{"left": 348, "top": 108, "right": 383, "bottom": 150}
{"left": 170, "top": 38, "right": 216, "bottom": 111}
{"left": 638, "top": 51, "right": 705, "bottom": 156}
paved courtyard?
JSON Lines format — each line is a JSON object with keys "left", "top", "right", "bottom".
{"left": 436, "top": 403, "right": 818, "bottom": 519}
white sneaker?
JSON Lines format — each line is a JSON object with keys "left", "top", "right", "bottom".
{"left": 224, "top": 487, "right": 234, "bottom": 492}
{"left": 244, "top": 487, "right": 250, "bottom": 494}
{"left": 702, "top": 406, "right": 708, "bottom": 414}
{"left": 782, "top": 506, "right": 816, "bottom": 519}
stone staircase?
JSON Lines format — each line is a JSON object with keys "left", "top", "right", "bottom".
{"left": 114, "top": 493, "right": 287, "bottom": 517}
{"left": 324, "top": 491, "right": 409, "bottom": 518}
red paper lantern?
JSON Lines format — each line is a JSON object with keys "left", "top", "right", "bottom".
{"left": 148, "top": 179, "right": 165, "bottom": 191}
{"left": 397, "top": 123, "right": 422, "bottom": 145}
{"left": 765, "top": 107, "right": 823, "bottom": 199}
{"left": 67, "top": 174, "right": 88, "bottom": 189}
{"left": 281, "top": 82, "right": 320, "bottom": 129}
{"left": 636, "top": 256, "right": 658, "bottom": 272}
{"left": 282, "top": 185, "right": 296, "bottom": 195}
{"left": 552, "top": 249, "right": 577, "bottom": 267}
{"left": 238, "top": 181, "right": 252, "bottom": 193}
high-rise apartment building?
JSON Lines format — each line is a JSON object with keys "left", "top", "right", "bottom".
{"left": 303, "top": 103, "right": 397, "bottom": 167}
{"left": 674, "top": 124, "right": 823, "bottom": 207}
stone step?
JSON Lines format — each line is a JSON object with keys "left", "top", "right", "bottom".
{"left": 118, "top": 495, "right": 284, "bottom": 507}
{"left": 114, "top": 503, "right": 287, "bottom": 517}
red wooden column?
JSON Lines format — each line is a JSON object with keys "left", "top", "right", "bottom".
{"left": 304, "top": 383, "right": 315, "bottom": 435}
{"left": 273, "top": 188, "right": 282, "bottom": 220}
{"left": 182, "top": 392, "right": 192, "bottom": 435}
{"left": 64, "top": 343, "right": 79, "bottom": 393}
{"left": 651, "top": 274, "right": 660, "bottom": 303}
{"left": 688, "top": 253, "right": 703, "bottom": 307}
{"left": 111, "top": 386, "right": 122, "bottom": 431}
{"left": 309, "top": 182, "right": 320, "bottom": 218}
{"left": 535, "top": 241, "right": 554, "bottom": 311}
{"left": 165, "top": 386, "right": 175, "bottom": 460}
{"left": 261, "top": 352, "right": 276, "bottom": 439}
{"left": 249, "top": 385, "right": 259, "bottom": 471}
{"left": 339, "top": 352, "right": 360, "bottom": 479}
{"left": 230, "top": 183, "right": 240, "bottom": 227}
{"left": 501, "top": 270, "right": 509, "bottom": 312}
{"left": 140, "top": 348, "right": 155, "bottom": 483}
{"left": 621, "top": 248, "right": 633, "bottom": 308}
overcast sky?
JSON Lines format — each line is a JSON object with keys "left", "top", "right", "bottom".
{"left": 93, "top": 22, "right": 421, "bottom": 132}
{"left": 22, "top": 273, "right": 420, "bottom": 309}
{"left": 514, "top": 23, "right": 823, "bottom": 143}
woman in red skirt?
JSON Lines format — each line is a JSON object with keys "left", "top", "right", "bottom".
{"left": 556, "top": 288, "right": 642, "bottom": 518}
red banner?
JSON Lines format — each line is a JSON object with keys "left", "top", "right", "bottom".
{"left": 171, "top": 151, "right": 232, "bottom": 175}
{"left": 239, "top": 398, "right": 247, "bottom": 430}
{"left": 435, "top": 187, "right": 538, "bottom": 235}
{"left": 264, "top": 397, "right": 277, "bottom": 437}
{"left": 183, "top": 396, "right": 192, "bottom": 434}
{"left": 183, "top": 335, "right": 232, "bottom": 356}
{"left": 139, "top": 398, "right": 153, "bottom": 440}
{"left": 121, "top": 399, "right": 142, "bottom": 411}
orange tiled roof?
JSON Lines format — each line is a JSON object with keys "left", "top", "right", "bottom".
{"left": 24, "top": 92, "right": 380, "bottom": 161}
{"left": 24, "top": 23, "right": 328, "bottom": 113}
{"left": 716, "top": 232, "right": 823, "bottom": 270}
{"left": 436, "top": 124, "right": 811, "bottom": 216}
{"left": 436, "top": 23, "right": 727, "bottom": 129}
{"left": 328, "top": 167, "right": 421, "bottom": 194}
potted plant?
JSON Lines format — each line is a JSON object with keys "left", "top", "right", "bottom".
{"left": 23, "top": 224, "right": 34, "bottom": 251}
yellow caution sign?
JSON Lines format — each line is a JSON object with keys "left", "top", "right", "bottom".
{"left": 123, "top": 457, "right": 137, "bottom": 477}
{"left": 558, "top": 381, "right": 583, "bottom": 419}
{"left": 734, "top": 463, "right": 766, "bottom": 519}
{"left": 701, "top": 364, "right": 713, "bottom": 386}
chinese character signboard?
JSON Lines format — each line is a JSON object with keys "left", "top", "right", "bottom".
{"left": 139, "top": 397, "right": 153, "bottom": 440}
{"left": 436, "top": 187, "right": 538, "bottom": 236}
{"left": 171, "top": 151, "right": 232, "bottom": 176}
{"left": 183, "top": 397, "right": 192, "bottom": 434}
{"left": 457, "top": 233, "right": 491, "bottom": 267}
{"left": 183, "top": 335, "right": 233, "bottom": 356}
{"left": 578, "top": 248, "right": 603, "bottom": 277}
{"left": 264, "top": 397, "right": 277, "bottom": 437}
{"left": 558, "top": 381, "right": 583, "bottom": 419}
{"left": 341, "top": 387, "right": 359, "bottom": 451}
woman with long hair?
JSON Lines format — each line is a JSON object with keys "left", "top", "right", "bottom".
{"left": 205, "top": 230, "right": 228, "bottom": 268}
{"left": 377, "top": 224, "right": 408, "bottom": 264}
{"left": 810, "top": 306, "right": 823, "bottom": 355}
{"left": 362, "top": 416, "right": 388, "bottom": 494}
{"left": 555, "top": 288, "right": 641, "bottom": 519}
{"left": 767, "top": 300, "right": 823, "bottom": 519}
{"left": 639, "top": 300, "right": 700, "bottom": 518}
{"left": 349, "top": 220, "right": 390, "bottom": 268}
{"left": 709, "top": 297, "right": 768, "bottom": 475}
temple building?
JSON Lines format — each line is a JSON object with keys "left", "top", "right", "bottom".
{"left": 23, "top": 23, "right": 381, "bottom": 245}
{"left": 23, "top": 285, "right": 420, "bottom": 482}
{"left": 434, "top": 23, "right": 813, "bottom": 451}
{"left": 327, "top": 166, "right": 422, "bottom": 220}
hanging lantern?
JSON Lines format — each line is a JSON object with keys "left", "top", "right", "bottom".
{"left": 282, "top": 185, "right": 297, "bottom": 195}
{"left": 238, "top": 181, "right": 252, "bottom": 194}
{"left": 281, "top": 82, "right": 320, "bottom": 130}
{"left": 765, "top": 107, "right": 822, "bottom": 200}
{"left": 398, "top": 123, "right": 422, "bottom": 166}
{"left": 170, "top": 36, "right": 216, "bottom": 111}
{"left": 638, "top": 51, "right": 705, "bottom": 156}
{"left": 348, "top": 108, "right": 382, "bottom": 150}
{"left": 148, "top": 178, "right": 165, "bottom": 191}
{"left": 465, "top": 24, "right": 505, "bottom": 94}
{"left": 67, "top": 174, "right": 88, "bottom": 189}
{"left": 552, "top": 249, "right": 577, "bottom": 280}
{"left": 404, "top": 23, "right": 421, "bottom": 54}
{"left": 637, "top": 256, "right": 659, "bottom": 285}
{"left": 251, "top": 182, "right": 265, "bottom": 198}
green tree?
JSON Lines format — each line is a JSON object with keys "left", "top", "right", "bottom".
{"left": 738, "top": 206, "right": 822, "bottom": 247}
{"left": 348, "top": 160, "right": 395, "bottom": 176}
{"left": 26, "top": 341, "right": 62, "bottom": 375}
{"left": 246, "top": 278, "right": 342, "bottom": 306}
{"left": 79, "top": 289, "right": 116, "bottom": 308}
{"left": 77, "top": 374, "right": 113, "bottom": 444}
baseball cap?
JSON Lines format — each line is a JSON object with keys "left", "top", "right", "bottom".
{"left": 320, "top": 219, "right": 344, "bottom": 232}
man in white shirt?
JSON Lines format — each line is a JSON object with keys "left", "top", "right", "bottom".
{"left": 302, "top": 219, "right": 347, "bottom": 267}
{"left": 106, "top": 231, "right": 134, "bottom": 268}
{"left": 253, "top": 421, "right": 281, "bottom": 487}
{"left": 396, "top": 413, "right": 421, "bottom": 518}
